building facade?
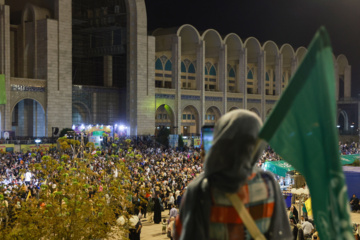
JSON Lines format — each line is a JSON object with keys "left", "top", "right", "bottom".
{"left": 153, "top": 25, "right": 353, "bottom": 136}
{"left": 0, "top": 0, "right": 155, "bottom": 137}
{"left": 0, "top": 0, "right": 355, "bottom": 137}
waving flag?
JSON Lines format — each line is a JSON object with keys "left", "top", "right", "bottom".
{"left": 259, "top": 27, "right": 353, "bottom": 239}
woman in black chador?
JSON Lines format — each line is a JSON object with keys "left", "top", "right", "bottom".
{"left": 153, "top": 194, "right": 162, "bottom": 224}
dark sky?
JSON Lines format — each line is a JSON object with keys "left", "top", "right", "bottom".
{"left": 145, "top": 0, "right": 360, "bottom": 96}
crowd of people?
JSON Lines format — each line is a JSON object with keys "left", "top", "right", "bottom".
{"left": 1, "top": 131, "right": 360, "bottom": 239}
{"left": 0, "top": 136, "right": 203, "bottom": 239}
{"left": 340, "top": 142, "right": 360, "bottom": 155}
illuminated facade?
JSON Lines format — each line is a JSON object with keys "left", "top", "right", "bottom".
{"left": 153, "top": 25, "right": 352, "bottom": 136}
{"left": 0, "top": 0, "right": 353, "bottom": 137}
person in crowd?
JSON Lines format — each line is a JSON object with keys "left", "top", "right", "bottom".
{"left": 168, "top": 193, "right": 175, "bottom": 214}
{"left": 350, "top": 194, "right": 359, "bottom": 212}
{"left": 311, "top": 231, "right": 319, "bottom": 240}
{"left": 129, "top": 216, "right": 142, "bottom": 240}
{"left": 153, "top": 194, "right": 162, "bottom": 224}
{"left": 297, "top": 223, "right": 305, "bottom": 240}
{"left": 169, "top": 204, "right": 177, "bottom": 219}
{"left": 289, "top": 218, "right": 298, "bottom": 240}
{"left": 147, "top": 197, "right": 154, "bottom": 223}
{"left": 24, "top": 170, "right": 32, "bottom": 186}
{"left": 289, "top": 205, "right": 299, "bottom": 223}
{"left": 301, "top": 217, "right": 314, "bottom": 239}
{"left": 302, "top": 202, "right": 308, "bottom": 218}
{"left": 353, "top": 223, "right": 359, "bottom": 240}
{"left": 175, "top": 109, "right": 292, "bottom": 240}
{"left": 162, "top": 218, "right": 167, "bottom": 234}
{"left": 167, "top": 216, "right": 175, "bottom": 240}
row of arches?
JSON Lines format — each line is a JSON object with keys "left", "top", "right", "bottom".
{"left": 155, "top": 104, "right": 265, "bottom": 136}
{"left": 153, "top": 24, "right": 350, "bottom": 98}
{"left": 156, "top": 104, "right": 354, "bottom": 136}
{"left": 6, "top": 99, "right": 353, "bottom": 138}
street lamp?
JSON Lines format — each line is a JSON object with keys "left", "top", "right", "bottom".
{"left": 35, "top": 139, "right": 41, "bottom": 145}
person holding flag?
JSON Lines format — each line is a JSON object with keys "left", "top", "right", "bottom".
{"left": 174, "top": 109, "right": 292, "bottom": 240}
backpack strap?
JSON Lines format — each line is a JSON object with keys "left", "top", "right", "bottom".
{"left": 226, "top": 193, "right": 266, "bottom": 240}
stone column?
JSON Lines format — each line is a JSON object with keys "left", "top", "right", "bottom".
{"left": 92, "top": 92, "right": 97, "bottom": 124}
{"left": 275, "top": 54, "right": 282, "bottom": 96}
{"left": 258, "top": 50, "right": 266, "bottom": 121}
{"left": 219, "top": 44, "right": 227, "bottom": 114}
{"left": 46, "top": 0, "right": 72, "bottom": 136}
{"left": 103, "top": 55, "right": 113, "bottom": 87}
{"left": 0, "top": 105, "right": 4, "bottom": 134}
{"left": 18, "top": 100, "right": 24, "bottom": 136}
{"left": 33, "top": 101, "right": 37, "bottom": 137}
{"left": 196, "top": 40, "right": 205, "bottom": 131}
{"left": 239, "top": 49, "right": 247, "bottom": 109}
{"left": 26, "top": 99, "right": 34, "bottom": 137}
{"left": 0, "top": 4, "right": 11, "bottom": 131}
{"left": 291, "top": 57, "right": 297, "bottom": 77}
{"left": 344, "top": 65, "right": 351, "bottom": 98}
{"left": 127, "top": 0, "right": 155, "bottom": 135}
{"left": 172, "top": 36, "right": 181, "bottom": 134}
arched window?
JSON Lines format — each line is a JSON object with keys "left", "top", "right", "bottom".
{"left": 165, "top": 60, "right": 172, "bottom": 71}
{"left": 228, "top": 66, "right": 236, "bottom": 92}
{"left": 155, "top": 58, "right": 163, "bottom": 70}
{"left": 229, "top": 68, "right": 235, "bottom": 78}
{"left": 181, "top": 59, "right": 196, "bottom": 90}
{"left": 155, "top": 56, "right": 172, "bottom": 88}
{"left": 181, "top": 62, "right": 186, "bottom": 73}
{"left": 209, "top": 66, "right": 216, "bottom": 76}
{"left": 205, "top": 63, "right": 217, "bottom": 91}
{"left": 247, "top": 70, "right": 254, "bottom": 79}
{"left": 247, "top": 68, "right": 255, "bottom": 94}
{"left": 188, "top": 63, "right": 196, "bottom": 73}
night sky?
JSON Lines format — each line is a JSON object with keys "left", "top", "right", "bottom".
{"left": 145, "top": 0, "right": 360, "bottom": 96}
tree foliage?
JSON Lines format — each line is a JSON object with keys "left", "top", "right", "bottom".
{"left": 0, "top": 141, "right": 137, "bottom": 240}
{"left": 178, "top": 135, "right": 184, "bottom": 148}
{"left": 59, "top": 128, "right": 74, "bottom": 138}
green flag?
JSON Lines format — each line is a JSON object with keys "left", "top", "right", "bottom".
{"left": 259, "top": 27, "right": 353, "bottom": 239}
{"left": 0, "top": 74, "right": 6, "bottom": 104}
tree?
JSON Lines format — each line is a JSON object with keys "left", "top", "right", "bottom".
{"left": 156, "top": 127, "right": 170, "bottom": 147}
{"left": 1, "top": 145, "right": 136, "bottom": 240}
{"left": 59, "top": 128, "right": 74, "bottom": 137}
{"left": 178, "top": 135, "right": 184, "bottom": 149}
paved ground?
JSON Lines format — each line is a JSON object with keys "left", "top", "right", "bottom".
{"left": 140, "top": 211, "right": 170, "bottom": 240}
{"left": 137, "top": 211, "right": 360, "bottom": 240}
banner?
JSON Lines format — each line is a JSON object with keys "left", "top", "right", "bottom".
{"left": 20, "top": 144, "right": 52, "bottom": 152}
{"left": 0, "top": 144, "right": 14, "bottom": 152}
{"left": 341, "top": 154, "right": 359, "bottom": 165}
{"left": 194, "top": 138, "right": 201, "bottom": 148}
{"left": 263, "top": 160, "right": 294, "bottom": 177}
{"left": 305, "top": 198, "right": 313, "bottom": 217}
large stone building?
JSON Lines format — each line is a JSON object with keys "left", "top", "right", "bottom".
{"left": 0, "top": 0, "right": 354, "bottom": 137}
